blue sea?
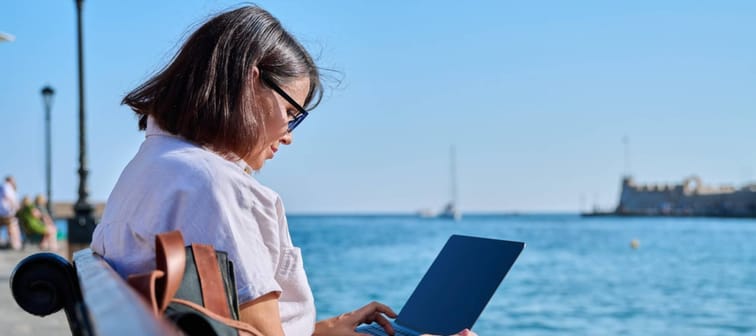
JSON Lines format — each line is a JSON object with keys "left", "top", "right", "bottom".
{"left": 289, "top": 214, "right": 755, "bottom": 335}
{"left": 38, "top": 215, "right": 755, "bottom": 334}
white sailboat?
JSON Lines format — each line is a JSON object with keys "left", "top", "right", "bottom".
{"left": 438, "top": 146, "right": 462, "bottom": 221}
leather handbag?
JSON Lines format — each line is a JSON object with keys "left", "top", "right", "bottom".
{"left": 127, "top": 230, "right": 262, "bottom": 336}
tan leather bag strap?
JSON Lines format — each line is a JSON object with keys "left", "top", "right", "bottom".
{"left": 155, "top": 231, "right": 187, "bottom": 314}
{"left": 128, "top": 230, "right": 187, "bottom": 316}
{"left": 191, "top": 243, "right": 232, "bottom": 319}
{"left": 127, "top": 269, "right": 165, "bottom": 315}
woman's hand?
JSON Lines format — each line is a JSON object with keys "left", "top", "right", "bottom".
{"left": 313, "top": 301, "right": 397, "bottom": 336}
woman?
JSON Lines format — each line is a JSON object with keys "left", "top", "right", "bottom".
{"left": 91, "top": 5, "right": 396, "bottom": 336}
{"left": 91, "top": 5, "right": 474, "bottom": 336}
{"left": 17, "top": 195, "right": 57, "bottom": 251}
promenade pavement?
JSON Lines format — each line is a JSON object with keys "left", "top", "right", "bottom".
{"left": 0, "top": 242, "right": 70, "bottom": 335}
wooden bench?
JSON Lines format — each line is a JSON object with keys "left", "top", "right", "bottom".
{"left": 10, "top": 248, "right": 182, "bottom": 335}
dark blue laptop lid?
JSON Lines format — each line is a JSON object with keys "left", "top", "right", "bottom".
{"left": 396, "top": 235, "right": 525, "bottom": 335}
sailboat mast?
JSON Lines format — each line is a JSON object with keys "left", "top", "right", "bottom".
{"left": 450, "top": 146, "right": 458, "bottom": 206}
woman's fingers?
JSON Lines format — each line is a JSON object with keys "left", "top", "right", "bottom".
{"left": 342, "top": 302, "right": 398, "bottom": 335}
{"left": 355, "top": 301, "right": 397, "bottom": 320}
{"left": 372, "top": 312, "right": 395, "bottom": 335}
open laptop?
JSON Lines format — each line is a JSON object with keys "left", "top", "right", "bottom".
{"left": 355, "top": 234, "right": 525, "bottom": 336}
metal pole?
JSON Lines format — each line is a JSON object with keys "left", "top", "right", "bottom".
{"left": 75, "top": 0, "right": 91, "bottom": 213}
{"left": 69, "top": 0, "right": 95, "bottom": 260}
{"left": 46, "top": 98, "right": 52, "bottom": 215}
{"left": 41, "top": 86, "right": 54, "bottom": 216}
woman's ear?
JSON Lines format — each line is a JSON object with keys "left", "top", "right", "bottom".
{"left": 251, "top": 66, "right": 260, "bottom": 81}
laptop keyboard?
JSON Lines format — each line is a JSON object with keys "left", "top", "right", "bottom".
{"left": 356, "top": 322, "right": 420, "bottom": 336}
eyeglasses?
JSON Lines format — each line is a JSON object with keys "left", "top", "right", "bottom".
{"left": 260, "top": 74, "right": 309, "bottom": 132}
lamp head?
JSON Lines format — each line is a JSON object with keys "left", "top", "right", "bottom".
{"left": 41, "top": 86, "right": 55, "bottom": 108}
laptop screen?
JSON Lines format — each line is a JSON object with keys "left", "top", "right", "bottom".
{"left": 396, "top": 235, "right": 525, "bottom": 335}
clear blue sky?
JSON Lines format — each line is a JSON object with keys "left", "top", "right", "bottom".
{"left": 1, "top": 0, "right": 755, "bottom": 213}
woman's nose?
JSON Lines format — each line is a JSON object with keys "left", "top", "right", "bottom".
{"left": 280, "top": 132, "right": 293, "bottom": 145}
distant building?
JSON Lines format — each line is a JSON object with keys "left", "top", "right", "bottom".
{"left": 593, "top": 176, "right": 756, "bottom": 218}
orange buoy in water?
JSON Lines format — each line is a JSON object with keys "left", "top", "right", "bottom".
{"left": 630, "top": 239, "right": 640, "bottom": 249}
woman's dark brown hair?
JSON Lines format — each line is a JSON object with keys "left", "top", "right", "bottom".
{"left": 122, "top": 5, "right": 322, "bottom": 158}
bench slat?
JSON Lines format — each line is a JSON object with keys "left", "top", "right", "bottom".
{"left": 74, "top": 249, "right": 182, "bottom": 335}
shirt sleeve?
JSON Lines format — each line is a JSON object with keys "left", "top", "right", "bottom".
{"left": 232, "top": 201, "right": 284, "bottom": 303}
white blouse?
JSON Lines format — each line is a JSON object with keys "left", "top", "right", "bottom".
{"left": 91, "top": 117, "right": 315, "bottom": 335}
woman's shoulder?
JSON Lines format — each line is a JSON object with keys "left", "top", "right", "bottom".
{"left": 116, "top": 135, "right": 285, "bottom": 216}
{"left": 132, "top": 136, "right": 237, "bottom": 183}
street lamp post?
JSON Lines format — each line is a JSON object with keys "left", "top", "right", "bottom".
{"left": 69, "top": 0, "right": 96, "bottom": 260}
{"left": 40, "top": 86, "right": 55, "bottom": 216}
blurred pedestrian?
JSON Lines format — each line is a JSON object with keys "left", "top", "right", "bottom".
{"left": 16, "top": 195, "right": 58, "bottom": 251}
{"left": 0, "top": 176, "right": 22, "bottom": 250}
